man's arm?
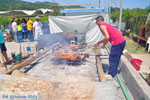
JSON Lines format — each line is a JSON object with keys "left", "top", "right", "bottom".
{"left": 94, "top": 25, "right": 109, "bottom": 48}
{"left": 11, "top": 24, "right": 13, "bottom": 32}
{"left": 32, "top": 22, "right": 35, "bottom": 34}
{"left": 30, "top": 20, "right": 34, "bottom": 32}
{"left": 16, "top": 24, "right": 18, "bottom": 32}
{"left": 32, "top": 27, "right": 35, "bottom": 34}
{"left": 40, "top": 21, "right": 43, "bottom": 28}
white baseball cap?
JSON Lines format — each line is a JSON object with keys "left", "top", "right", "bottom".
{"left": 36, "top": 16, "right": 40, "bottom": 19}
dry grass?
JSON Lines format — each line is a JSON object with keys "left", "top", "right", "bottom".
{"left": 125, "top": 36, "right": 148, "bottom": 54}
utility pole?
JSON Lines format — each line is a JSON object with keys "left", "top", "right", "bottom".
{"left": 118, "top": 0, "right": 123, "bottom": 31}
{"left": 99, "top": 0, "right": 101, "bottom": 8}
{"left": 108, "top": 4, "right": 111, "bottom": 24}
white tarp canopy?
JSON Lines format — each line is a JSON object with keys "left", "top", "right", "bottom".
{"left": 0, "top": 8, "right": 53, "bottom": 15}
{"left": 22, "top": 10, "right": 36, "bottom": 16}
{"left": 49, "top": 13, "right": 109, "bottom": 45}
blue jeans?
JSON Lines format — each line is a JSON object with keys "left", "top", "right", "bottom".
{"left": 28, "top": 30, "right": 34, "bottom": 42}
{"left": 108, "top": 40, "right": 126, "bottom": 77}
{"left": 17, "top": 31, "right": 22, "bottom": 43}
{"left": 22, "top": 31, "right": 28, "bottom": 39}
{"left": 13, "top": 31, "right": 17, "bottom": 42}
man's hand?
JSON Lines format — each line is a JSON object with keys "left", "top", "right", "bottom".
{"left": 100, "top": 44, "right": 105, "bottom": 48}
{"left": 94, "top": 42, "right": 99, "bottom": 47}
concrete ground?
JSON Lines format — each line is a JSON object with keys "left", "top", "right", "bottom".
{"left": 120, "top": 55, "right": 150, "bottom": 100}
{"left": 19, "top": 47, "right": 126, "bottom": 100}
{"left": 100, "top": 49, "right": 127, "bottom": 100}
{"left": 0, "top": 41, "right": 127, "bottom": 99}
{"left": 0, "top": 73, "right": 116, "bottom": 100}
{"left": 131, "top": 54, "right": 150, "bottom": 74}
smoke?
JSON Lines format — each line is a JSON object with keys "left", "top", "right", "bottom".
{"left": 38, "top": 23, "right": 70, "bottom": 49}
{"left": 42, "top": 23, "right": 50, "bottom": 35}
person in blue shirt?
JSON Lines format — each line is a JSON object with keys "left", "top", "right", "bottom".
{"left": 0, "top": 29, "right": 11, "bottom": 64}
{"left": 22, "top": 18, "right": 28, "bottom": 41}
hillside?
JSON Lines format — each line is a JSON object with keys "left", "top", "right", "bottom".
{"left": 0, "top": 0, "right": 58, "bottom": 11}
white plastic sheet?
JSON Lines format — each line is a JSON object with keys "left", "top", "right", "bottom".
{"left": 49, "top": 13, "right": 109, "bottom": 45}
{"left": 0, "top": 9, "right": 53, "bottom": 15}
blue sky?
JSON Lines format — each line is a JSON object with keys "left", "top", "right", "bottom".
{"left": 23, "top": 0, "right": 150, "bottom": 9}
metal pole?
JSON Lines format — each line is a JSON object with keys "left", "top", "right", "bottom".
{"left": 118, "top": 0, "right": 123, "bottom": 31}
{"left": 108, "top": 4, "right": 111, "bottom": 24}
{"left": 99, "top": 0, "right": 101, "bottom": 8}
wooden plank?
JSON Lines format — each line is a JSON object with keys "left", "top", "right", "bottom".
{"left": 95, "top": 49, "right": 106, "bottom": 82}
{"left": 3, "top": 49, "right": 49, "bottom": 74}
{"left": 3, "top": 56, "right": 34, "bottom": 74}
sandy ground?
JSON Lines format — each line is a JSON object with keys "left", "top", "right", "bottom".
{"left": 0, "top": 41, "right": 37, "bottom": 63}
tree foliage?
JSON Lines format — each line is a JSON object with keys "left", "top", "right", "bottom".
{"left": 111, "top": 7, "right": 148, "bottom": 22}
{"left": 0, "top": 0, "right": 58, "bottom": 11}
{"left": 0, "top": 0, "right": 84, "bottom": 26}
{"left": 111, "top": 6, "right": 150, "bottom": 35}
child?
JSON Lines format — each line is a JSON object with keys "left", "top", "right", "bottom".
{"left": 0, "top": 29, "right": 11, "bottom": 64}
